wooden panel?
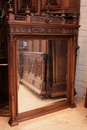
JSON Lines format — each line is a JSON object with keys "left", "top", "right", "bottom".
{"left": 69, "top": 0, "right": 80, "bottom": 14}
{"left": 13, "top": 0, "right": 37, "bottom": 14}
{"left": 27, "top": 40, "right": 33, "bottom": 52}
{"left": 55, "top": 40, "right": 68, "bottom": 83}
{"left": 40, "top": 40, "right": 47, "bottom": 53}
{"left": 62, "top": 0, "right": 69, "bottom": 8}
{"left": 33, "top": 40, "right": 40, "bottom": 52}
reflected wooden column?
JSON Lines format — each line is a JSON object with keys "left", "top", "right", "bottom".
{"left": 52, "top": 40, "right": 56, "bottom": 83}
{"left": 8, "top": 4, "right": 18, "bottom": 126}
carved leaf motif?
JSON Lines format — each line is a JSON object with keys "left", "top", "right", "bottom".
{"left": 50, "top": 0, "right": 57, "bottom": 5}
{"left": 22, "top": 0, "right": 32, "bottom": 6}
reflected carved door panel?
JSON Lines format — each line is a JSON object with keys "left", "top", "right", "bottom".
{"left": 13, "top": 0, "right": 80, "bottom": 14}
{"left": 41, "top": 0, "right": 62, "bottom": 11}
{"left": 13, "top": 0, "right": 37, "bottom": 14}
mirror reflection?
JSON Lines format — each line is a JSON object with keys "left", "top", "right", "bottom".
{"left": 17, "top": 40, "right": 67, "bottom": 113}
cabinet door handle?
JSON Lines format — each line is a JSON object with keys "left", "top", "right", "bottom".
{"left": 0, "top": 64, "right": 8, "bottom": 66}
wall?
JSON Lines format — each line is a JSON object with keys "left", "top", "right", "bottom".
{"left": 75, "top": 0, "right": 87, "bottom": 99}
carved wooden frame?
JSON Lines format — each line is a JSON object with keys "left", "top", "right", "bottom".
{"left": 7, "top": 8, "right": 79, "bottom": 126}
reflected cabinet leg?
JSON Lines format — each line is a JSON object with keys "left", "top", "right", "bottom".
{"left": 84, "top": 89, "right": 87, "bottom": 108}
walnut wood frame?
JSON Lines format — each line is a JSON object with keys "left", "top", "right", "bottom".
{"left": 7, "top": 7, "right": 79, "bottom": 126}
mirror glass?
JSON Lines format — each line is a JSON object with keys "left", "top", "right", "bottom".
{"left": 17, "top": 39, "right": 68, "bottom": 113}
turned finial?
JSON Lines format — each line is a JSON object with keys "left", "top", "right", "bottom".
{"left": 8, "top": 4, "right": 13, "bottom": 13}
{"left": 25, "top": 6, "right": 31, "bottom": 22}
{"left": 61, "top": 10, "right": 66, "bottom": 17}
{"left": 25, "top": 6, "right": 31, "bottom": 15}
{"left": 8, "top": 4, "right": 14, "bottom": 21}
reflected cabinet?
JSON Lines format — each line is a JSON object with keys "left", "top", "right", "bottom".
{"left": 17, "top": 40, "right": 68, "bottom": 98}
{"left": 0, "top": 0, "right": 80, "bottom": 127}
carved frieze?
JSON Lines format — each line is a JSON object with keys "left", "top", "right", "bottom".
{"left": 10, "top": 26, "right": 74, "bottom": 35}
{"left": 32, "top": 28, "right": 74, "bottom": 35}
{"left": 10, "top": 27, "right": 31, "bottom": 33}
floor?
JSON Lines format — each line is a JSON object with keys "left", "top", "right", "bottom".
{"left": 0, "top": 96, "right": 87, "bottom": 130}
{"left": 18, "top": 83, "right": 66, "bottom": 113}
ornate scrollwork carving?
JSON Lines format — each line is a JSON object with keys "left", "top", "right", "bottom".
{"left": 50, "top": 0, "right": 57, "bottom": 5}
{"left": 32, "top": 27, "right": 74, "bottom": 34}
{"left": 36, "top": 61, "right": 42, "bottom": 78}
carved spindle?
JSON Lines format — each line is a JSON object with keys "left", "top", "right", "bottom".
{"left": 8, "top": 4, "right": 14, "bottom": 21}
{"left": 61, "top": 10, "right": 66, "bottom": 24}
{"left": 25, "top": 6, "right": 31, "bottom": 22}
{"left": 37, "top": 0, "right": 41, "bottom": 15}
{"left": 45, "top": 3, "right": 50, "bottom": 14}
{"left": 73, "top": 12, "right": 77, "bottom": 25}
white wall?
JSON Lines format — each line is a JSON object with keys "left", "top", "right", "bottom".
{"left": 75, "top": 0, "right": 87, "bottom": 99}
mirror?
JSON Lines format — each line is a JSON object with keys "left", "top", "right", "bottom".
{"left": 17, "top": 39, "right": 68, "bottom": 113}
{"left": 7, "top": 6, "right": 78, "bottom": 126}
